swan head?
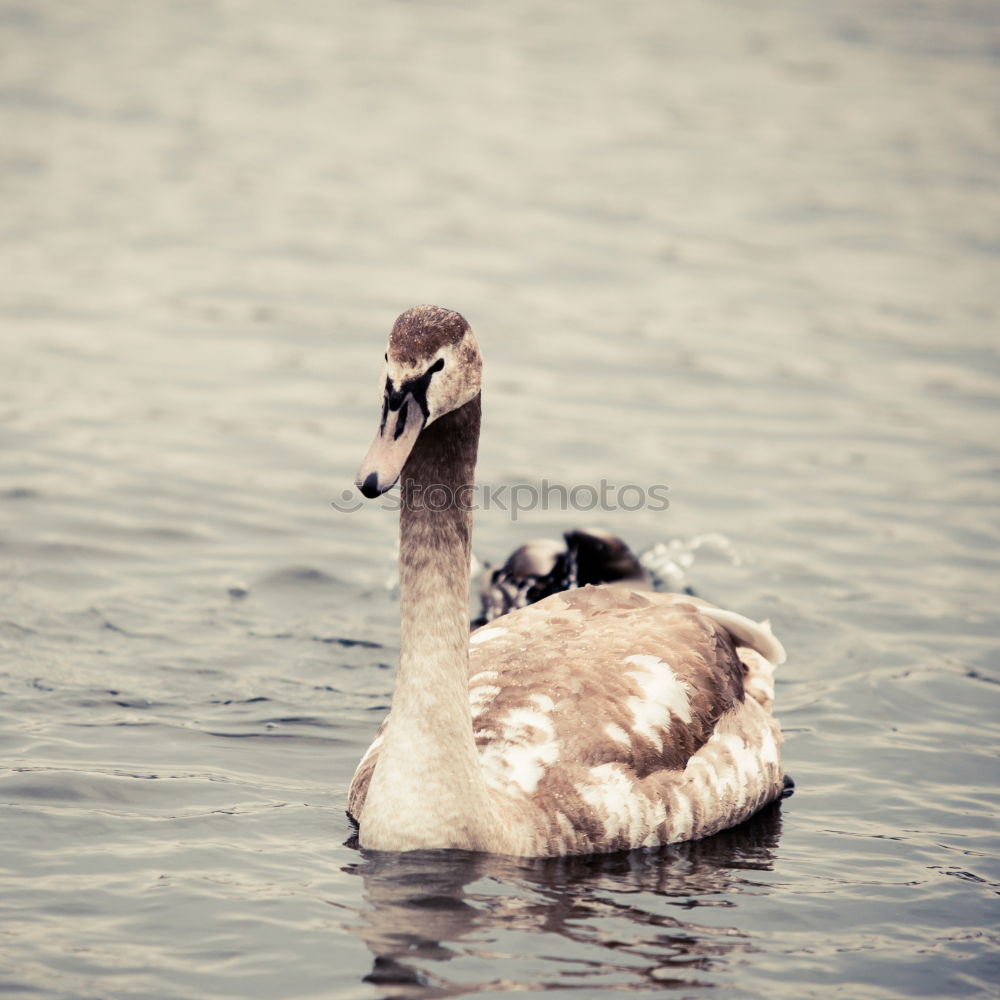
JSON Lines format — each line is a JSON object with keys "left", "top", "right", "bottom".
{"left": 355, "top": 305, "right": 482, "bottom": 498}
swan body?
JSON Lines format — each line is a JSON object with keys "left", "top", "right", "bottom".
{"left": 348, "top": 305, "right": 787, "bottom": 857}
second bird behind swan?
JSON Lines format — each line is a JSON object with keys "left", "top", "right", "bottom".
{"left": 349, "top": 305, "right": 787, "bottom": 856}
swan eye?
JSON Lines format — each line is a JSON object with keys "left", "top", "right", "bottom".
{"left": 429, "top": 357, "right": 445, "bottom": 374}
{"left": 384, "top": 352, "right": 388, "bottom": 362}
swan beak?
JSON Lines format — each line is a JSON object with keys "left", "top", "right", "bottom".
{"left": 355, "top": 396, "right": 425, "bottom": 498}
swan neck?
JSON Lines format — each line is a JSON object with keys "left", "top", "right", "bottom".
{"left": 398, "top": 393, "right": 480, "bottom": 664}
{"left": 359, "top": 395, "right": 494, "bottom": 851}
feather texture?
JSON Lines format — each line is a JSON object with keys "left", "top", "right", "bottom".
{"left": 350, "top": 586, "right": 785, "bottom": 855}
{"left": 350, "top": 306, "right": 788, "bottom": 856}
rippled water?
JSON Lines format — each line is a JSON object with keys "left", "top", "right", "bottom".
{"left": 2, "top": 1, "right": 999, "bottom": 997}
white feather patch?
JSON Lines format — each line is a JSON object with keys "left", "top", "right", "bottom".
{"left": 604, "top": 723, "right": 631, "bottom": 746}
{"left": 470, "top": 626, "right": 507, "bottom": 645}
{"left": 664, "top": 788, "right": 694, "bottom": 842}
{"left": 622, "top": 654, "right": 692, "bottom": 749}
{"left": 529, "top": 693, "right": 555, "bottom": 713}
{"left": 478, "top": 705, "right": 559, "bottom": 796}
{"left": 469, "top": 669, "right": 500, "bottom": 684}
{"left": 680, "top": 703, "right": 781, "bottom": 823}
{"left": 577, "top": 763, "right": 666, "bottom": 845}
{"left": 469, "top": 684, "right": 501, "bottom": 718}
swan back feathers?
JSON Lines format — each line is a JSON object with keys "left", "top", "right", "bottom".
{"left": 350, "top": 585, "right": 785, "bottom": 854}
{"left": 467, "top": 587, "right": 748, "bottom": 778}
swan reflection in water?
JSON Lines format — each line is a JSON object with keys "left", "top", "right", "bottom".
{"left": 342, "top": 801, "right": 785, "bottom": 996}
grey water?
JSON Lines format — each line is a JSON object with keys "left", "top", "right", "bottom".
{"left": 1, "top": 0, "right": 998, "bottom": 997}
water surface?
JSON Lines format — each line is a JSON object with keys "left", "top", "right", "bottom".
{"left": 1, "top": 1, "right": 998, "bottom": 997}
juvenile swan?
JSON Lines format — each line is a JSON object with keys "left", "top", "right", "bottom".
{"left": 473, "top": 527, "right": 650, "bottom": 627}
{"left": 349, "top": 306, "right": 787, "bottom": 856}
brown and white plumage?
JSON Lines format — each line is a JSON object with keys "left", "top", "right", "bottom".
{"left": 348, "top": 305, "right": 787, "bottom": 857}
{"left": 350, "top": 586, "right": 785, "bottom": 855}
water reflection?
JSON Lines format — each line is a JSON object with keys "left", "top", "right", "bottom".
{"left": 343, "top": 803, "right": 784, "bottom": 996}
